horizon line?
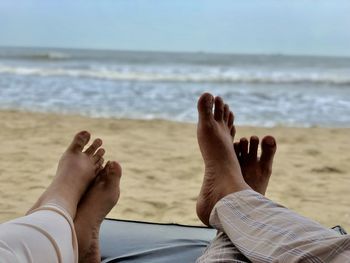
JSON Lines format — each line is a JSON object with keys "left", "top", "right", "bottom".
{"left": 1, "top": 44, "right": 350, "bottom": 60}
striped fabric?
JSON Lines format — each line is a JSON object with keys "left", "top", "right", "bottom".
{"left": 197, "top": 231, "right": 251, "bottom": 262}
{"left": 197, "top": 190, "right": 350, "bottom": 263}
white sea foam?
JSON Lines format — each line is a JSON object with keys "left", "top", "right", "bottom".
{"left": 0, "top": 49, "right": 350, "bottom": 127}
{"left": 1, "top": 64, "right": 350, "bottom": 85}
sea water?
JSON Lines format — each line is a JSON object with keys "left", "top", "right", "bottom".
{"left": 0, "top": 47, "right": 349, "bottom": 127}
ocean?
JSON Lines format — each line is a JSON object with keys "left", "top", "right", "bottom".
{"left": 0, "top": 47, "right": 349, "bottom": 127}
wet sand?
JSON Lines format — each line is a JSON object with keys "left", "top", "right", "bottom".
{"left": 0, "top": 110, "right": 349, "bottom": 230}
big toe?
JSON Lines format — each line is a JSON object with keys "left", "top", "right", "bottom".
{"left": 197, "top": 93, "right": 214, "bottom": 121}
{"left": 108, "top": 161, "right": 122, "bottom": 184}
{"left": 68, "top": 131, "right": 90, "bottom": 152}
{"left": 260, "top": 136, "right": 277, "bottom": 173}
{"left": 106, "top": 161, "right": 122, "bottom": 204}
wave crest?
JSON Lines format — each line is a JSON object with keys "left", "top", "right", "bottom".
{"left": 0, "top": 65, "right": 349, "bottom": 85}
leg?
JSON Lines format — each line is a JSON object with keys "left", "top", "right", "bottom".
{"left": 0, "top": 206, "right": 77, "bottom": 263}
{"left": 197, "top": 232, "right": 251, "bottom": 263}
{"left": 0, "top": 131, "right": 109, "bottom": 262}
{"left": 196, "top": 93, "right": 350, "bottom": 262}
{"left": 210, "top": 191, "right": 350, "bottom": 263}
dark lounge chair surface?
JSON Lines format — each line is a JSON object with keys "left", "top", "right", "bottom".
{"left": 100, "top": 219, "right": 348, "bottom": 263}
{"left": 100, "top": 218, "right": 216, "bottom": 263}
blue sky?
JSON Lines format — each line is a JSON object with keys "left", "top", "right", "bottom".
{"left": 0, "top": 0, "right": 349, "bottom": 56}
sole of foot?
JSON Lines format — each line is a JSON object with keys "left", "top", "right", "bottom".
{"left": 196, "top": 93, "right": 250, "bottom": 226}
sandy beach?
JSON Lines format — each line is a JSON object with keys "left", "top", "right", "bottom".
{"left": 0, "top": 110, "right": 349, "bottom": 230}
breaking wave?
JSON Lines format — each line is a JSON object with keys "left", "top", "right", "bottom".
{"left": 0, "top": 64, "right": 350, "bottom": 86}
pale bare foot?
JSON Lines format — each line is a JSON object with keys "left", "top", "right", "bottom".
{"left": 233, "top": 135, "right": 277, "bottom": 195}
{"left": 74, "top": 161, "right": 122, "bottom": 263}
{"left": 196, "top": 93, "right": 250, "bottom": 226}
{"left": 28, "top": 131, "right": 105, "bottom": 218}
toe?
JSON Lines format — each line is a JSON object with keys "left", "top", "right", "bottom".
{"left": 85, "top": 138, "right": 103, "bottom": 156}
{"left": 95, "top": 161, "right": 108, "bottom": 179}
{"left": 108, "top": 161, "right": 122, "bottom": 184}
{"left": 233, "top": 142, "right": 240, "bottom": 158}
{"left": 223, "top": 104, "right": 229, "bottom": 123}
{"left": 92, "top": 148, "right": 105, "bottom": 163}
{"left": 197, "top": 93, "right": 214, "bottom": 121}
{"left": 260, "top": 136, "right": 277, "bottom": 173}
{"left": 106, "top": 161, "right": 122, "bottom": 204}
{"left": 228, "top": 111, "right": 234, "bottom": 130}
{"left": 240, "top": 137, "right": 249, "bottom": 159}
{"left": 248, "top": 136, "right": 259, "bottom": 161}
{"left": 230, "top": 126, "right": 236, "bottom": 138}
{"left": 214, "top": 96, "right": 224, "bottom": 121}
{"left": 68, "top": 131, "right": 90, "bottom": 152}
{"left": 95, "top": 157, "right": 104, "bottom": 169}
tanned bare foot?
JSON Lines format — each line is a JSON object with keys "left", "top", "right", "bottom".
{"left": 74, "top": 161, "right": 122, "bottom": 263}
{"left": 28, "top": 131, "right": 105, "bottom": 218}
{"left": 233, "top": 135, "right": 277, "bottom": 195}
{"left": 196, "top": 93, "right": 250, "bottom": 226}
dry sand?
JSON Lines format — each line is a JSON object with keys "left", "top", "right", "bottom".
{"left": 0, "top": 110, "right": 349, "bottom": 230}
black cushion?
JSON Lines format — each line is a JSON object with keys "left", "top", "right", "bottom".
{"left": 100, "top": 218, "right": 216, "bottom": 263}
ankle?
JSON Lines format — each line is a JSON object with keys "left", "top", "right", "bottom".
{"left": 222, "top": 179, "right": 250, "bottom": 197}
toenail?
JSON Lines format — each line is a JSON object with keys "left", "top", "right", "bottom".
{"left": 80, "top": 131, "right": 89, "bottom": 140}
{"left": 264, "top": 136, "right": 276, "bottom": 146}
{"left": 110, "top": 162, "right": 119, "bottom": 170}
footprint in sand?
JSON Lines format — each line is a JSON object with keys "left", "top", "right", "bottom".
{"left": 311, "top": 166, "right": 344, "bottom": 174}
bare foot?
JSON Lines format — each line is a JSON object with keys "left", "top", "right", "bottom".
{"left": 74, "top": 161, "right": 122, "bottom": 263}
{"left": 196, "top": 93, "right": 250, "bottom": 226}
{"left": 233, "top": 135, "right": 277, "bottom": 195}
{"left": 28, "top": 131, "right": 105, "bottom": 218}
